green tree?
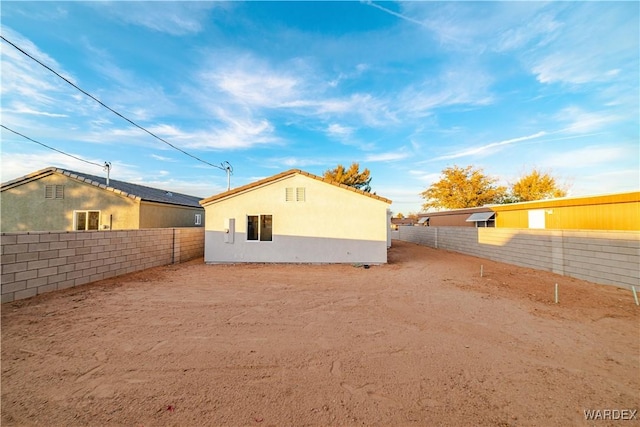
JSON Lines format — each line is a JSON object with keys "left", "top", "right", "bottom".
{"left": 509, "top": 169, "right": 567, "bottom": 202}
{"left": 324, "top": 162, "right": 372, "bottom": 192}
{"left": 421, "top": 165, "right": 506, "bottom": 210}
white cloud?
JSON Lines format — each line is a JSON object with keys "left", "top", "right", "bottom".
{"left": 214, "top": 68, "right": 301, "bottom": 108}
{"left": 1, "top": 28, "right": 76, "bottom": 108}
{"left": 542, "top": 145, "right": 628, "bottom": 170}
{"left": 408, "top": 170, "right": 442, "bottom": 184}
{"left": 365, "top": 151, "right": 410, "bottom": 162}
{"left": 326, "top": 123, "right": 354, "bottom": 138}
{"left": 89, "top": 2, "right": 222, "bottom": 36}
{"left": 4, "top": 104, "right": 68, "bottom": 118}
{"left": 434, "top": 131, "right": 547, "bottom": 161}
{"left": 264, "top": 157, "right": 327, "bottom": 169}
{"left": 399, "top": 64, "right": 494, "bottom": 117}
{"left": 494, "top": 11, "right": 562, "bottom": 52}
{"left": 150, "top": 154, "right": 177, "bottom": 162}
{"left": 555, "top": 107, "right": 622, "bottom": 134}
{"left": 528, "top": 3, "right": 638, "bottom": 86}
{"left": 0, "top": 151, "right": 110, "bottom": 184}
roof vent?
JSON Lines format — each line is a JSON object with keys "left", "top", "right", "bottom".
{"left": 166, "top": 191, "right": 173, "bottom": 197}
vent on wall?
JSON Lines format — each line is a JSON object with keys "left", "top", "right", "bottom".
{"left": 45, "top": 185, "right": 64, "bottom": 199}
{"left": 285, "top": 187, "right": 305, "bottom": 202}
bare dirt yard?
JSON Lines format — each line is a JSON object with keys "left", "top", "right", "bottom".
{"left": 2, "top": 240, "right": 638, "bottom": 426}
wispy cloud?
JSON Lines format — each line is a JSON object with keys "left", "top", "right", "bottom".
{"left": 150, "top": 154, "right": 177, "bottom": 162}
{"left": 326, "top": 123, "right": 354, "bottom": 139}
{"left": 555, "top": 107, "right": 622, "bottom": 134}
{"left": 88, "top": 2, "right": 222, "bottom": 36}
{"left": 399, "top": 64, "right": 494, "bottom": 117}
{"left": 542, "top": 145, "right": 629, "bottom": 170}
{"left": 529, "top": 3, "right": 638, "bottom": 86}
{"left": 433, "top": 132, "right": 547, "bottom": 161}
{"left": 4, "top": 104, "right": 68, "bottom": 118}
{"left": 365, "top": 150, "right": 410, "bottom": 162}
{"left": 364, "top": 1, "right": 428, "bottom": 28}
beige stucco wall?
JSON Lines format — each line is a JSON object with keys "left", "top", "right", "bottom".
{"left": 139, "top": 202, "right": 204, "bottom": 228}
{"left": 203, "top": 174, "right": 390, "bottom": 263}
{"left": 1, "top": 173, "right": 140, "bottom": 231}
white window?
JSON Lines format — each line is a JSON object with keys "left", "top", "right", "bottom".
{"left": 74, "top": 211, "right": 100, "bottom": 231}
{"left": 45, "top": 185, "right": 64, "bottom": 199}
{"left": 195, "top": 214, "right": 202, "bottom": 225}
{"left": 285, "top": 187, "right": 305, "bottom": 202}
{"left": 247, "top": 214, "right": 272, "bottom": 241}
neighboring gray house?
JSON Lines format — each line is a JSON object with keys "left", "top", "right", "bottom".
{"left": 1, "top": 167, "right": 204, "bottom": 232}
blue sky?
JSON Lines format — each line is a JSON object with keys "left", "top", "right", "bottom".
{"left": 1, "top": 1, "right": 638, "bottom": 214}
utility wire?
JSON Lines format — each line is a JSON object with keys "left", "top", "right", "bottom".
{"left": 1, "top": 35, "right": 227, "bottom": 171}
{"left": 1, "top": 124, "right": 105, "bottom": 168}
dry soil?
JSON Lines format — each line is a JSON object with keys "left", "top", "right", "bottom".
{"left": 1, "top": 240, "right": 638, "bottom": 426}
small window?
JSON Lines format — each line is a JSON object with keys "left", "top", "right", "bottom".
{"left": 247, "top": 214, "right": 272, "bottom": 241}
{"left": 195, "top": 214, "right": 202, "bottom": 225}
{"left": 75, "top": 211, "right": 100, "bottom": 231}
{"left": 466, "top": 212, "right": 495, "bottom": 228}
{"left": 45, "top": 185, "right": 64, "bottom": 199}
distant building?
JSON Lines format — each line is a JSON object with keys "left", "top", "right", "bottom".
{"left": 415, "top": 191, "right": 639, "bottom": 231}
{"left": 1, "top": 167, "right": 205, "bottom": 232}
{"left": 390, "top": 217, "right": 417, "bottom": 230}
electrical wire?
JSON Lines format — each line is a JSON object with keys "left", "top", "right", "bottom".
{"left": 1, "top": 124, "right": 106, "bottom": 168}
{"left": 1, "top": 35, "right": 227, "bottom": 171}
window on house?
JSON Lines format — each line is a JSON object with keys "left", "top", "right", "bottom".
{"left": 195, "top": 214, "right": 202, "bottom": 225}
{"left": 418, "top": 217, "right": 430, "bottom": 227}
{"left": 465, "top": 212, "right": 496, "bottom": 228}
{"left": 285, "top": 187, "right": 305, "bottom": 202}
{"left": 75, "top": 211, "right": 100, "bottom": 231}
{"left": 260, "top": 215, "right": 272, "bottom": 241}
{"left": 45, "top": 185, "right": 64, "bottom": 199}
{"left": 247, "top": 214, "right": 272, "bottom": 241}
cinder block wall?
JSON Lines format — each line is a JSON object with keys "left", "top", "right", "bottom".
{"left": 1, "top": 228, "right": 204, "bottom": 303}
{"left": 398, "top": 227, "right": 640, "bottom": 289}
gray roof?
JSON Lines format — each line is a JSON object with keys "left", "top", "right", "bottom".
{"left": 1, "top": 167, "right": 203, "bottom": 208}
{"left": 466, "top": 212, "right": 496, "bottom": 222}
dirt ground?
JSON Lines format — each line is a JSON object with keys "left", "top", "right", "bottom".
{"left": 1, "top": 240, "right": 638, "bottom": 426}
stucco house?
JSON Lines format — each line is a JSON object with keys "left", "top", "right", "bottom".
{"left": 1, "top": 167, "right": 205, "bottom": 232}
{"left": 200, "top": 169, "right": 392, "bottom": 264}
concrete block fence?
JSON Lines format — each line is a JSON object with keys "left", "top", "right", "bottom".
{"left": 1, "top": 228, "right": 204, "bottom": 303}
{"left": 398, "top": 226, "right": 640, "bottom": 289}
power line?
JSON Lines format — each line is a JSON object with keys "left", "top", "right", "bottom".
{"left": 1, "top": 124, "right": 106, "bottom": 168}
{"left": 1, "top": 34, "right": 227, "bottom": 172}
